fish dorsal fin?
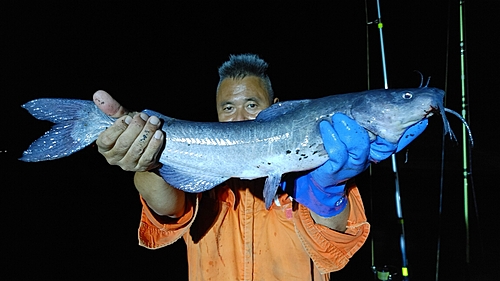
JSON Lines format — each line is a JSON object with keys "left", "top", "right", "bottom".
{"left": 158, "top": 164, "right": 229, "bottom": 193}
{"left": 255, "top": 100, "right": 310, "bottom": 122}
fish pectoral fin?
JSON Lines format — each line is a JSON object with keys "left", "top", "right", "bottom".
{"left": 158, "top": 164, "right": 229, "bottom": 193}
{"left": 263, "top": 173, "right": 283, "bottom": 210}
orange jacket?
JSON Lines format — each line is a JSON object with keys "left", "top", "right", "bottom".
{"left": 138, "top": 178, "right": 369, "bottom": 281}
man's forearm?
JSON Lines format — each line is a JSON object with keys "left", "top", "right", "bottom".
{"left": 134, "top": 171, "right": 186, "bottom": 218}
{"left": 309, "top": 201, "right": 350, "bottom": 232}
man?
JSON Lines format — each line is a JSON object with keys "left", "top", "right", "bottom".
{"left": 93, "top": 54, "right": 425, "bottom": 280}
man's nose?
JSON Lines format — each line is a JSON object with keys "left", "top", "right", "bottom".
{"left": 233, "top": 110, "right": 247, "bottom": 122}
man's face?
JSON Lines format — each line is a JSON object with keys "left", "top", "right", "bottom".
{"left": 216, "top": 76, "right": 272, "bottom": 122}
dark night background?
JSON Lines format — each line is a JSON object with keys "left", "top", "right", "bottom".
{"left": 1, "top": 1, "right": 498, "bottom": 280}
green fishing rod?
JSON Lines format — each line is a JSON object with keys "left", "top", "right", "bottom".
{"left": 436, "top": 2, "right": 473, "bottom": 280}
{"left": 459, "top": 1, "right": 470, "bottom": 267}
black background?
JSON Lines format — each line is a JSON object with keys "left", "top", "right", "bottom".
{"left": 2, "top": 1, "right": 498, "bottom": 280}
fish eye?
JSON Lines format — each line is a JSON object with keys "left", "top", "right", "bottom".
{"left": 402, "top": 92, "right": 413, "bottom": 99}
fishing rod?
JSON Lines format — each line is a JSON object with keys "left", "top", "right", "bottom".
{"left": 436, "top": 2, "right": 475, "bottom": 280}
{"left": 435, "top": 0, "right": 452, "bottom": 278}
{"left": 458, "top": 1, "right": 472, "bottom": 269}
{"left": 366, "top": 1, "right": 409, "bottom": 280}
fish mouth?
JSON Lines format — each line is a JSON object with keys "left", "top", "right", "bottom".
{"left": 424, "top": 105, "right": 439, "bottom": 118}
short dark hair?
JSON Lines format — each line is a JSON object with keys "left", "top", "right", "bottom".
{"left": 217, "top": 53, "right": 274, "bottom": 101}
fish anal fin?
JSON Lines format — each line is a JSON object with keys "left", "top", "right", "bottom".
{"left": 158, "top": 164, "right": 229, "bottom": 193}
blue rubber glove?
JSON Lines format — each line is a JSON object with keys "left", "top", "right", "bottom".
{"left": 281, "top": 113, "right": 370, "bottom": 216}
{"left": 282, "top": 114, "right": 428, "bottom": 217}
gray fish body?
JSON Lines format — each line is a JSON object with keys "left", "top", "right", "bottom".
{"left": 20, "top": 87, "right": 448, "bottom": 208}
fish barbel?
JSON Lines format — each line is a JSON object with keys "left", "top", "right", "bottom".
{"left": 19, "top": 87, "right": 452, "bottom": 208}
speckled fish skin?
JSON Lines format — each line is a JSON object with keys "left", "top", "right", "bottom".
{"left": 20, "top": 87, "right": 449, "bottom": 208}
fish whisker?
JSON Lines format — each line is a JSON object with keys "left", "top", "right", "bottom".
{"left": 444, "top": 108, "right": 474, "bottom": 147}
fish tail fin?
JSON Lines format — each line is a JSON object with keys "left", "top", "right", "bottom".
{"left": 19, "top": 98, "right": 114, "bottom": 162}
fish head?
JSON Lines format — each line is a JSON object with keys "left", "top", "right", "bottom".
{"left": 350, "top": 87, "right": 446, "bottom": 143}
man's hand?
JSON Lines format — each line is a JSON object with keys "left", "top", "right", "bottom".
{"left": 283, "top": 114, "right": 370, "bottom": 217}
{"left": 93, "top": 90, "right": 164, "bottom": 172}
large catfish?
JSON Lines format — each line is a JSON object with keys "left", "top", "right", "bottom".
{"left": 20, "top": 87, "right": 454, "bottom": 208}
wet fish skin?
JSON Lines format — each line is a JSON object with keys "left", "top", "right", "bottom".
{"left": 20, "top": 87, "right": 449, "bottom": 208}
